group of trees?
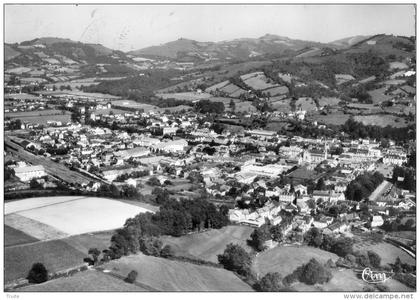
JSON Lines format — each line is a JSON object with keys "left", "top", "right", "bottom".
{"left": 217, "top": 243, "right": 253, "bottom": 276}
{"left": 345, "top": 85, "right": 372, "bottom": 103}
{"left": 107, "top": 197, "right": 229, "bottom": 259}
{"left": 304, "top": 228, "right": 353, "bottom": 257}
{"left": 96, "top": 183, "right": 140, "bottom": 200}
{"left": 339, "top": 250, "right": 382, "bottom": 270}
{"left": 392, "top": 166, "right": 416, "bottom": 192}
{"left": 7, "top": 118, "right": 23, "bottom": 130}
{"left": 341, "top": 118, "right": 415, "bottom": 142}
{"left": 283, "top": 258, "right": 333, "bottom": 286}
{"left": 381, "top": 217, "right": 415, "bottom": 232}
{"left": 345, "top": 172, "right": 384, "bottom": 201}
{"left": 195, "top": 100, "right": 225, "bottom": 114}
{"left": 249, "top": 217, "right": 299, "bottom": 252}
{"left": 81, "top": 70, "right": 182, "bottom": 103}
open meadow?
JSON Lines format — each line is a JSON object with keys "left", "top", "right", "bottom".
{"left": 5, "top": 240, "right": 86, "bottom": 283}
{"left": 110, "top": 99, "right": 160, "bottom": 112}
{"left": 4, "top": 225, "right": 39, "bottom": 247}
{"left": 353, "top": 114, "right": 411, "bottom": 128}
{"left": 160, "top": 225, "right": 254, "bottom": 263}
{"left": 353, "top": 239, "right": 415, "bottom": 266}
{"left": 252, "top": 245, "right": 339, "bottom": 277}
{"left": 16, "top": 269, "right": 147, "bottom": 292}
{"left": 6, "top": 109, "right": 72, "bottom": 125}
{"left": 309, "top": 112, "right": 351, "bottom": 125}
{"left": 102, "top": 254, "right": 253, "bottom": 291}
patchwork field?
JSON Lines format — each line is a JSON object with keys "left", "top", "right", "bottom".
{"left": 6, "top": 197, "right": 152, "bottom": 236}
{"left": 252, "top": 246, "right": 339, "bottom": 277}
{"left": 207, "top": 97, "right": 257, "bottom": 113}
{"left": 5, "top": 240, "right": 86, "bottom": 283}
{"left": 240, "top": 72, "right": 277, "bottom": 90}
{"left": 16, "top": 269, "right": 147, "bottom": 292}
{"left": 160, "top": 225, "right": 254, "bottom": 263}
{"left": 102, "top": 254, "right": 253, "bottom": 291}
{"left": 206, "top": 81, "right": 247, "bottom": 98}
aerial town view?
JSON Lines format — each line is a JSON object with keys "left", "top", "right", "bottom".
{"left": 3, "top": 4, "right": 417, "bottom": 296}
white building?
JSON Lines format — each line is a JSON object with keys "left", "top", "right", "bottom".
{"left": 14, "top": 165, "right": 46, "bottom": 181}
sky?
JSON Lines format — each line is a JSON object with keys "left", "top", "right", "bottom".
{"left": 5, "top": 4, "right": 416, "bottom": 52}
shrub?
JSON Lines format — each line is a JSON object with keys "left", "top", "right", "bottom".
{"left": 298, "top": 258, "right": 332, "bottom": 285}
{"left": 160, "top": 245, "right": 174, "bottom": 258}
{"left": 125, "top": 270, "right": 138, "bottom": 284}
{"left": 367, "top": 251, "right": 381, "bottom": 268}
{"left": 218, "top": 243, "right": 252, "bottom": 276}
{"left": 330, "top": 237, "right": 353, "bottom": 257}
{"left": 27, "top": 263, "right": 49, "bottom": 284}
{"left": 345, "top": 254, "right": 356, "bottom": 265}
{"left": 304, "top": 227, "right": 323, "bottom": 247}
{"left": 376, "top": 284, "right": 390, "bottom": 292}
{"left": 356, "top": 254, "right": 370, "bottom": 267}
{"left": 325, "top": 259, "right": 336, "bottom": 268}
{"left": 255, "top": 272, "right": 284, "bottom": 291}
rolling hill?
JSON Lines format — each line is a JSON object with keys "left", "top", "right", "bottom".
{"left": 129, "top": 34, "right": 333, "bottom": 61}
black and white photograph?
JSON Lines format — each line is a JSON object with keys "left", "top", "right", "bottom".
{"left": 2, "top": 3, "right": 417, "bottom": 296}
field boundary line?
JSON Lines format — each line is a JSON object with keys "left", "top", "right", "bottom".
{"left": 5, "top": 196, "right": 90, "bottom": 215}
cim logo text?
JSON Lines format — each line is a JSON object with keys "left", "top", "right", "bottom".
{"left": 362, "top": 268, "right": 393, "bottom": 284}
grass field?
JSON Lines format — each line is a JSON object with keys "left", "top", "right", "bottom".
{"left": 12, "top": 197, "right": 152, "bottom": 236}
{"left": 207, "top": 97, "right": 257, "bottom": 113}
{"left": 296, "top": 97, "right": 317, "bottom": 111}
{"left": 6, "top": 109, "right": 71, "bottom": 125}
{"left": 353, "top": 239, "right": 415, "bottom": 266}
{"left": 271, "top": 99, "right": 292, "bottom": 113}
{"left": 310, "top": 113, "right": 350, "bottom": 125}
{"left": 353, "top": 115, "right": 410, "bottom": 128}
{"left": 318, "top": 97, "right": 341, "bottom": 107}
{"left": 16, "top": 270, "right": 147, "bottom": 292}
{"left": 102, "top": 254, "right": 253, "bottom": 291}
{"left": 110, "top": 99, "right": 159, "bottom": 112}
{"left": 291, "top": 269, "right": 368, "bottom": 292}
{"left": 5, "top": 240, "right": 86, "bottom": 283}
{"left": 5, "top": 225, "right": 39, "bottom": 247}
{"left": 5, "top": 213, "right": 69, "bottom": 241}
{"left": 160, "top": 225, "right": 254, "bottom": 263}
{"left": 368, "top": 87, "right": 393, "bottom": 104}
{"left": 156, "top": 92, "right": 211, "bottom": 101}
{"left": 61, "top": 231, "right": 114, "bottom": 254}
{"left": 265, "top": 86, "right": 289, "bottom": 96}
{"left": 241, "top": 72, "right": 278, "bottom": 90}
{"left": 252, "top": 246, "right": 339, "bottom": 277}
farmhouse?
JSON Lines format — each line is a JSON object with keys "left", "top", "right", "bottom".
{"left": 14, "top": 165, "right": 47, "bottom": 182}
